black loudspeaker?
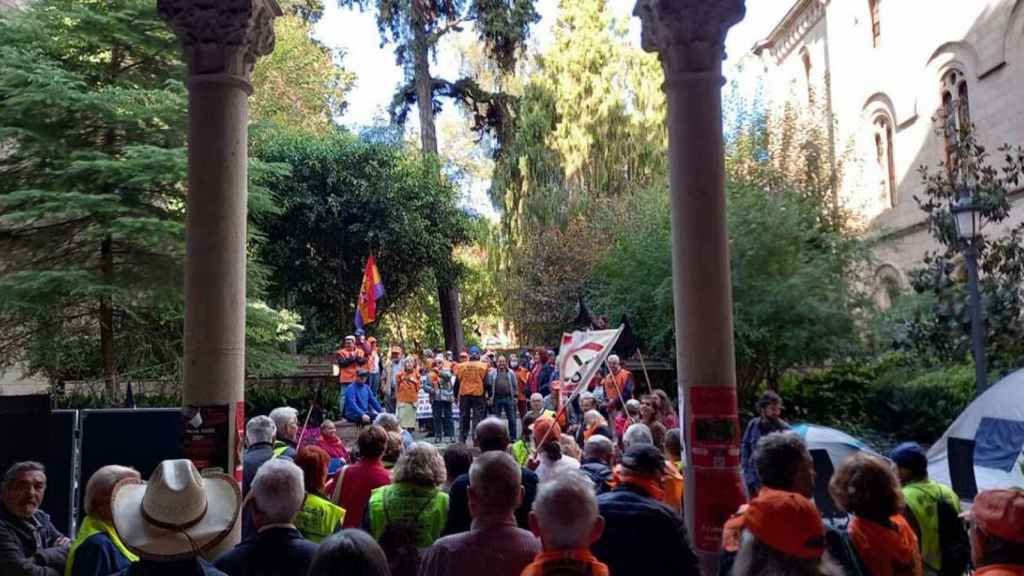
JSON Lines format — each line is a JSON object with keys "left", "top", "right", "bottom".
{"left": 810, "top": 448, "right": 844, "bottom": 519}
{"left": 0, "top": 397, "right": 77, "bottom": 536}
{"left": 78, "top": 408, "right": 183, "bottom": 524}
{"left": 947, "top": 437, "right": 979, "bottom": 502}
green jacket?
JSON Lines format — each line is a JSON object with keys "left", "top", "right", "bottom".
{"left": 367, "top": 483, "right": 448, "bottom": 548}
{"left": 902, "top": 479, "right": 960, "bottom": 573}
{"left": 293, "top": 493, "right": 345, "bottom": 544}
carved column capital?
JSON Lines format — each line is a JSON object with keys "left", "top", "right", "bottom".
{"left": 159, "top": 0, "right": 282, "bottom": 80}
{"left": 633, "top": 0, "right": 746, "bottom": 77}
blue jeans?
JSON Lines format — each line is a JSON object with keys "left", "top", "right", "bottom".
{"left": 432, "top": 400, "right": 453, "bottom": 440}
{"left": 493, "top": 397, "right": 517, "bottom": 440}
{"left": 367, "top": 372, "right": 381, "bottom": 397}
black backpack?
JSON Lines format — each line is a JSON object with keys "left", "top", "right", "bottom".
{"left": 935, "top": 496, "right": 971, "bottom": 576}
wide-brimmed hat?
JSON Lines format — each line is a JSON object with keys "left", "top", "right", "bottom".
{"left": 111, "top": 459, "right": 241, "bottom": 560}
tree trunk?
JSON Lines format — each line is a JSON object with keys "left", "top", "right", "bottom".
{"left": 100, "top": 235, "right": 117, "bottom": 401}
{"left": 412, "top": 9, "right": 465, "bottom": 354}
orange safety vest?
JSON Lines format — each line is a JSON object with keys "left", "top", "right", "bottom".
{"left": 457, "top": 361, "right": 488, "bottom": 397}
{"left": 396, "top": 370, "right": 420, "bottom": 404}
{"left": 515, "top": 367, "right": 531, "bottom": 400}
{"left": 337, "top": 347, "right": 365, "bottom": 383}
{"left": 602, "top": 369, "right": 632, "bottom": 402}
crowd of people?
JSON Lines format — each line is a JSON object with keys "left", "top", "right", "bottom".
{"left": 2, "top": 346, "right": 1022, "bottom": 576}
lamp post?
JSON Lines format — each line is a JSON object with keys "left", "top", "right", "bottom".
{"left": 951, "top": 195, "right": 987, "bottom": 396}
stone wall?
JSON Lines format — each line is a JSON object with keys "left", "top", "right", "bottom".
{"left": 754, "top": 0, "right": 1024, "bottom": 300}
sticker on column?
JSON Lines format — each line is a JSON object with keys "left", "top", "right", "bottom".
{"left": 693, "top": 467, "right": 745, "bottom": 553}
{"left": 234, "top": 400, "right": 245, "bottom": 483}
{"left": 182, "top": 404, "right": 230, "bottom": 474}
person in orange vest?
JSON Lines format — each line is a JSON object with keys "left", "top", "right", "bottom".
{"left": 512, "top": 353, "right": 531, "bottom": 423}
{"left": 395, "top": 357, "right": 420, "bottom": 433}
{"left": 455, "top": 347, "right": 489, "bottom": 445}
{"left": 600, "top": 354, "right": 634, "bottom": 423}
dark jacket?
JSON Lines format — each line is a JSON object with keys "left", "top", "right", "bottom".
{"left": 242, "top": 442, "right": 276, "bottom": 496}
{"left": 0, "top": 506, "right": 68, "bottom": 576}
{"left": 444, "top": 466, "right": 539, "bottom": 535}
{"left": 579, "top": 461, "right": 613, "bottom": 495}
{"left": 70, "top": 532, "right": 131, "bottom": 576}
{"left": 592, "top": 484, "right": 700, "bottom": 576}
{"left": 214, "top": 526, "right": 318, "bottom": 576}
{"left": 117, "top": 558, "right": 226, "bottom": 576}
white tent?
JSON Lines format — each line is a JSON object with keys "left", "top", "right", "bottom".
{"left": 927, "top": 369, "right": 1024, "bottom": 493}
{"left": 791, "top": 423, "right": 880, "bottom": 468}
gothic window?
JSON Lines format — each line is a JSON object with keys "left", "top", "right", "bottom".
{"left": 941, "top": 70, "right": 971, "bottom": 171}
{"left": 869, "top": 0, "right": 881, "bottom": 48}
{"left": 873, "top": 115, "right": 897, "bottom": 207}
{"left": 801, "top": 50, "right": 813, "bottom": 103}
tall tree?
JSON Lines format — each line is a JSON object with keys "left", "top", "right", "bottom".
{"left": 0, "top": 0, "right": 314, "bottom": 391}
{"left": 342, "top": 0, "right": 539, "bottom": 353}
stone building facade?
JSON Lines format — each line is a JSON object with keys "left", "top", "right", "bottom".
{"left": 752, "top": 0, "right": 1024, "bottom": 306}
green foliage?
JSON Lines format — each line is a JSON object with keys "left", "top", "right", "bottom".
{"left": 780, "top": 356, "right": 978, "bottom": 445}
{"left": 252, "top": 128, "right": 473, "bottom": 349}
{"left": 250, "top": 14, "right": 355, "bottom": 134}
{"left": 0, "top": 0, "right": 310, "bottom": 383}
{"left": 889, "top": 128, "right": 1024, "bottom": 370}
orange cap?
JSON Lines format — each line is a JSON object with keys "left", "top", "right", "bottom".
{"left": 744, "top": 488, "right": 825, "bottom": 559}
{"left": 532, "top": 415, "right": 561, "bottom": 446}
{"left": 972, "top": 489, "right": 1024, "bottom": 543}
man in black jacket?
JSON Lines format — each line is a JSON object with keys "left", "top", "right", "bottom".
{"left": 592, "top": 445, "right": 700, "bottom": 575}
{"left": 444, "top": 417, "right": 538, "bottom": 534}
{"left": 0, "top": 461, "right": 69, "bottom": 576}
{"left": 216, "top": 459, "right": 318, "bottom": 576}
{"left": 241, "top": 415, "right": 279, "bottom": 541}
{"left": 579, "top": 435, "right": 614, "bottom": 495}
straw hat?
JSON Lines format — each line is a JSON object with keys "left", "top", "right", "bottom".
{"left": 111, "top": 459, "right": 241, "bottom": 560}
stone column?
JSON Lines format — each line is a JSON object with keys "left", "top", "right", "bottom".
{"left": 159, "top": 0, "right": 280, "bottom": 483}
{"left": 633, "top": 1, "right": 745, "bottom": 572}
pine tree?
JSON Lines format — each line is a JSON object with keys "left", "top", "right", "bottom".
{"left": 0, "top": 0, "right": 188, "bottom": 394}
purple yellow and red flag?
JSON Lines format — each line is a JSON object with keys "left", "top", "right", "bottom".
{"left": 355, "top": 255, "right": 385, "bottom": 330}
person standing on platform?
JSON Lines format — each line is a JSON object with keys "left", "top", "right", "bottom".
{"left": 486, "top": 356, "right": 519, "bottom": 441}
{"left": 396, "top": 357, "right": 421, "bottom": 435}
{"left": 383, "top": 345, "right": 404, "bottom": 411}
{"left": 600, "top": 355, "right": 634, "bottom": 425}
{"left": 423, "top": 353, "right": 455, "bottom": 443}
{"left": 337, "top": 335, "right": 367, "bottom": 412}
{"left": 366, "top": 337, "right": 382, "bottom": 397}
{"left": 455, "top": 347, "right": 489, "bottom": 445}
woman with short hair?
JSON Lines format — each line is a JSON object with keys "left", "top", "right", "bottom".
{"left": 307, "top": 529, "right": 390, "bottom": 576}
{"left": 293, "top": 446, "right": 345, "bottom": 543}
{"left": 365, "top": 442, "right": 448, "bottom": 575}
{"left": 829, "top": 453, "right": 923, "bottom": 576}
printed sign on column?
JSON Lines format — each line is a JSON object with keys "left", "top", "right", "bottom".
{"left": 182, "top": 404, "right": 230, "bottom": 474}
{"left": 693, "top": 467, "right": 745, "bottom": 552}
{"left": 689, "top": 386, "right": 741, "bottom": 468}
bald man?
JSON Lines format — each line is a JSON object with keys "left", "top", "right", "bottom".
{"left": 420, "top": 452, "right": 540, "bottom": 576}
{"left": 443, "top": 418, "right": 539, "bottom": 535}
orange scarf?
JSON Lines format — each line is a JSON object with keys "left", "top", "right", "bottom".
{"left": 849, "top": 515, "right": 923, "bottom": 576}
{"left": 521, "top": 549, "right": 609, "bottom": 576}
{"left": 612, "top": 466, "right": 666, "bottom": 502}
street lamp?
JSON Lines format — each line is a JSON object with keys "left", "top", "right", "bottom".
{"left": 951, "top": 195, "right": 987, "bottom": 396}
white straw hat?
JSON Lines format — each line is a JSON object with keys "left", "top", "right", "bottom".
{"left": 111, "top": 459, "right": 240, "bottom": 560}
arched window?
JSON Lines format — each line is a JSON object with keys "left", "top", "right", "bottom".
{"left": 873, "top": 115, "right": 897, "bottom": 207}
{"left": 941, "top": 70, "right": 971, "bottom": 171}
{"left": 801, "top": 50, "right": 813, "bottom": 103}
{"left": 869, "top": 0, "right": 881, "bottom": 48}
{"left": 874, "top": 266, "right": 903, "bottom": 310}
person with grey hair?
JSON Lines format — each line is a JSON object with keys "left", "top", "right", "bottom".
{"left": 615, "top": 398, "right": 642, "bottom": 439}
{"left": 522, "top": 471, "right": 608, "bottom": 575}
{"left": 621, "top": 423, "right": 683, "bottom": 513}
{"left": 215, "top": 459, "right": 318, "bottom": 576}
{"left": 65, "top": 465, "right": 140, "bottom": 576}
{"left": 580, "top": 435, "right": 615, "bottom": 495}
{"left": 366, "top": 442, "right": 449, "bottom": 574}
{"left": 268, "top": 407, "right": 299, "bottom": 460}
{"left": 243, "top": 416, "right": 277, "bottom": 495}
{"left": 419, "top": 452, "right": 540, "bottom": 576}
{"left": 622, "top": 422, "right": 653, "bottom": 448}
{"left": 0, "top": 461, "right": 69, "bottom": 576}
{"left": 374, "top": 412, "right": 413, "bottom": 449}
{"left": 593, "top": 444, "right": 699, "bottom": 575}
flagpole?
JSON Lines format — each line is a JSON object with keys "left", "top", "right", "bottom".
{"left": 636, "top": 349, "right": 654, "bottom": 395}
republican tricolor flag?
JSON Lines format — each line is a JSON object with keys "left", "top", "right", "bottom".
{"left": 355, "top": 255, "right": 385, "bottom": 330}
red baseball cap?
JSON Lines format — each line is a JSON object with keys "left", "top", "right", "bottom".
{"left": 744, "top": 488, "right": 825, "bottom": 559}
{"left": 971, "top": 489, "right": 1024, "bottom": 543}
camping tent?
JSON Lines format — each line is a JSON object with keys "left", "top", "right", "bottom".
{"left": 927, "top": 369, "right": 1024, "bottom": 497}
{"left": 791, "top": 423, "right": 880, "bottom": 468}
